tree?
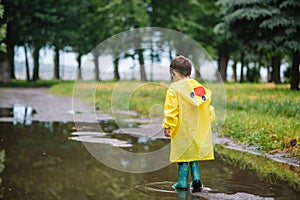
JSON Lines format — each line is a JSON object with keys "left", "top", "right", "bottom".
{"left": 70, "top": 0, "right": 103, "bottom": 80}
{"left": 217, "top": 0, "right": 300, "bottom": 88}
{"left": 182, "top": 0, "right": 225, "bottom": 80}
{"left": 48, "top": 0, "right": 80, "bottom": 80}
{"left": 151, "top": 0, "right": 224, "bottom": 80}
{"left": 216, "top": 0, "right": 280, "bottom": 83}
{"left": 258, "top": 0, "right": 300, "bottom": 88}
{"left": 2, "top": 0, "right": 22, "bottom": 80}
{"left": 3, "top": 0, "right": 42, "bottom": 81}
{"left": 3, "top": 0, "right": 81, "bottom": 81}
{"left": 95, "top": 0, "right": 150, "bottom": 81}
{"left": 279, "top": 0, "right": 300, "bottom": 90}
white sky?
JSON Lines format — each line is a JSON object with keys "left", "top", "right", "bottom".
{"left": 14, "top": 46, "right": 287, "bottom": 82}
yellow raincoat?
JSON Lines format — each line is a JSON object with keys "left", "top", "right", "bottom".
{"left": 163, "top": 79, "right": 215, "bottom": 162}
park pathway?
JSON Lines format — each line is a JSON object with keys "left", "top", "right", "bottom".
{"left": 0, "top": 87, "right": 96, "bottom": 122}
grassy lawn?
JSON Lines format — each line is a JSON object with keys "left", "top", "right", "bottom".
{"left": 223, "top": 83, "right": 300, "bottom": 159}
{"left": 49, "top": 81, "right": 300, "bottom": 160}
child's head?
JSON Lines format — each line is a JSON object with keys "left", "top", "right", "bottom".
{"left": 170, "top": 55, "right": 192, "bottom": 78}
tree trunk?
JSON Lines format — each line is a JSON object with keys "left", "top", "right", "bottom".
{"left": 113, "top": 56, "right": 120, "bottom": 81}
{"left": 240, "top": 51, "right": 244, "bottom": 83}
{"left": 257, "top": 62, "right": 261, "bottom": 82}
{"left": 0, "top": 52, "right": 10, "bottom": 83}
{"left": 218, "top": 52, "right": 229, "bottom": 82}
{"left": 6, "top": 41, "right": 15, "bottom": 80}
{"left": 195, "top": 64, "right": 201, "bottom": 80}
{"left": 195, "top": 67, "right": 201, "bottom": 79}
{"left": 77, "top": 53, "right": 82, "bottom": 80}
{"left": 6, "top": 22, "right": 15, "bottom": 80}
{"left": 54, "top": 47, "right": 60, "bottom": 80}
{"left": 93, "top": 51, "right": 100, "bottom": 81}
{"left": 271, "top": 54, "right": 281, "bottom": 84}
{"left": 232, "top": 60, "right": 237, "bottom": 82}
{"left": 32, "top": 47, "right": 40, "bottom": 81}
{"left": 150, "top": 47, "right": 155, "bottom": 81}
{"left": 267, "top": 66, "right": 272, "bottom": 82}
{"left": 258, "top": 51, "right": 262, "bottom": 82}
{"left": 168, "top": 50, "right": 173, "bottom": 81}
{"left": 137, "top": 49, "right": 147, "bottom": 81}
{"left": 290, "top": 52, "right": 300, "bottom": 90}
{"left": 168, "top": 50, "right": 173, "bottom": 62}
{"left": 191, "top": 57, "right": 201, "bottom": 80}
{"left": 150, "top": 60, "right": 154, "bottom": 81}
{"left": 24, "top": 46, "right": 30, "bottom": 81}
{"left": 150, "top": 47, "right": 154, "bottom": 81}
{"left": 246, "top": 61, "right": 250, "bottom": 82}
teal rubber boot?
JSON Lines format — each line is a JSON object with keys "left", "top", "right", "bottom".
{"left": 172, "top": 162, "right": 189, "bottom": 190}
{"left": 190, "top": 161, "right": 203, "bottom": 193}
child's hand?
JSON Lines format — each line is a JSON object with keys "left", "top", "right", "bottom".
{"left": 164, "top": 128, "right": 170, "bottom": 137}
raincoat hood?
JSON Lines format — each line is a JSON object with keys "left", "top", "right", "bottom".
{"left": 169, "top": 79, "right": 211, "bottom": 107}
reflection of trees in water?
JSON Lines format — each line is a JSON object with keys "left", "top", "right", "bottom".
{"left": 0, "top": 122, "right": 158, "bottom": 199}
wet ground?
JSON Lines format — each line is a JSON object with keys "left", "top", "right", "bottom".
{"left": 0, "top": 121, "right": 299, "bottom": 200}
{"left": 0, "top": 88, "right": 299, "bottom": 199}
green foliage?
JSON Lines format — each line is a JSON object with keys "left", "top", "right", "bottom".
{"left": 48, "top": 0, "right": 85, "bottom": 50}
{"left": 217, "top": 0, "right": 300, "bottom": 53}
{"left": 0, "top": 0, "right": 6, "bottom": 52}
{"left": 217, "top": 0, "right": 300, "bottom": 88}
{"left": 162, "top": 0, "right": 220, "bottom": 56}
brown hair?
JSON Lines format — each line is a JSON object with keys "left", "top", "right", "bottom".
{"left": 169, "top": 55, "right": 192, "bottom": 77}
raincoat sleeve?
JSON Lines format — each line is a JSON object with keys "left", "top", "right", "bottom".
{"left": 162, "top": 88, "right": 179, "bottom": 136}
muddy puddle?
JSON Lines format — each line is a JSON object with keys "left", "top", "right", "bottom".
{"left": 0, "top": 120, "right": 299, "bottom": 200}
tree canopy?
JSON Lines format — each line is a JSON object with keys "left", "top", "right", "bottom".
{"left": 0, "top": 0, "right": 299, "bottom": 89}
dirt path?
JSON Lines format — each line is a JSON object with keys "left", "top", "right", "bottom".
{"left": 0, "top": 87, "right": 96, "bottom": 122}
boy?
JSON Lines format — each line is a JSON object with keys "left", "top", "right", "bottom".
{"left": 162, "top": 55, "right": 215, "bottom": 193}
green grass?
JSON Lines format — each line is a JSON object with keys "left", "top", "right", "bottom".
{"left": 223, "top": 83, "right": 300, "bottom": 158}
{"left": 47, "top": 81, "right": 75, "bottom": 95}
{"left": 48, "top": 81, "right": 300, "bottom": 160}
{"left": 49, "top": 81, "right": 168, "bottom": 116}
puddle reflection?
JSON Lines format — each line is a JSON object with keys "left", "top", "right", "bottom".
{"left": 0, "top": 104, "right": 36, "bottom": 125}
{"left": 13, "top": 104, "right": 34, "bottom": 125}
{"left": 0, "top": 121, "right": 299, "bottom": 200}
